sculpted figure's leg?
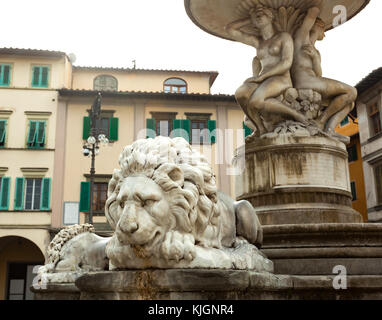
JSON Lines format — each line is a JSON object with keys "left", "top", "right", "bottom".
{"left": 234, "top": 200, "right": 263, "bottom": 248}
{"left": 326, "top": 102, "right": 355, "bottom": 132}
{"left": 248, "top": 77, "right": 308, "bottom": 125}
{"left": 235, "top": 82, "right": 266, "bottom": 135}
{"left": 316, "top": 78, "right": 357, "bottom": 130}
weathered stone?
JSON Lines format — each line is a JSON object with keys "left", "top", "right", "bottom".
{"left": 37, "top": 270, "right": 382, "bottom": 300}
{"left": 235, "top": 136, "right": 362, "bottom": 225}
{"left": 261, "top": 223, "right": 382, "bottom": 275}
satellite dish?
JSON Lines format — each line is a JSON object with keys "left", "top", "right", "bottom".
{"left": 68, "top": 53, "right": 77, "bottom": 64}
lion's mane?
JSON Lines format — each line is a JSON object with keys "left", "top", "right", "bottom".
{"left": 105, "top": 136, "right": 223, "bottom": 248}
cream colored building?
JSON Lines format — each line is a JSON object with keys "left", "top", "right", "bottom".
{"left": 0, "top": 48, "right": 247, "bottom": 299}
{"left": 356, "top": 68, "right": 382, "bottom": 222}
{"left": 0, "top": 48, "right": 72, "bottom": 299}
{"left": 57, "top": 66, "right": 246, "bottom": 232}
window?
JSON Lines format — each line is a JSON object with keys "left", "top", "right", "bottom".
{"left": 82, "top": 113, "right": 118, "bottom": 141}
{"left": 186, "top": 113, "right": 213, "bottom": 145}
{"left": 340, "top": 116, "right": 349, "bottom": 127}
{"left": 92, "top": 182, "right": 108, "bottom": 214}
{"left": 27, "top": 120, "right": 46, "bottom": 149}
{"left": 0, "top": 120, "right": 6, "bottom": 147}
{"left": 24, "top": 178, "right": 42, "bottom": 210}
{"left": 350, "top": 181, "right": 357, "bottom": 201}
{"left": 7, "top": 263, "right": 42, "bottom": 300}
{"left": 164, "top": 78, "right": 187, "bottom": 93}
{"left": 80, "top": 180, "right": 110, "bottom": 215}
{"left": 149, "top": 112, "right": 178, "bottom": 137}
{"left": 14, "top": 177, "right": 51, "bottom": 211}
{"left": 94, "top": 75, "right": 118, "bottom": 91}
{"left": 368, "top": 102, "right": 382, "bottom": 137}
{"left": 0, "top": 64, "right": 11, "bottom": 86}
{"left": 375, "top": 162, "right": 382, "bottom": 205}
{"left": 31, "top": 66, "right": 49, "bottom": 88}
{"left": 347, "top": 144, "right": 358, "bottom": 163}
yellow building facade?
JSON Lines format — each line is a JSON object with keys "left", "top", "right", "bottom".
{"left": 335, "top": 115, "right": 368, "bottom": 221}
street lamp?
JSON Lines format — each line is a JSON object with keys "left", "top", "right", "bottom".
{"left": 82, "top": 92, "right": 109, "bottom": 225}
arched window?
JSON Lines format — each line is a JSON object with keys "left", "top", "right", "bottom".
{"left": 164, "top": 78, "right": 187, "bottom": 94}
{"left": 93, "top": 75, "right": 118, "bottom": 91}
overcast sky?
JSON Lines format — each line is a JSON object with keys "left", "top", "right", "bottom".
{"left": 2, "top": 0, "right": 381, "bottom": 94}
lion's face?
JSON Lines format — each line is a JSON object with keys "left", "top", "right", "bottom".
{"left": 109, "top": 175, "right": 176, "bottom": 254}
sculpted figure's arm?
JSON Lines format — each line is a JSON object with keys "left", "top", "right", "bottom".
{"left": 225, "top": 18, "right": 260, "bottom": 48}
{"left": 254, "top": 33, "right": 294, "bottom": 83}
{"left": 303, "top": 44, "right": 322, "bottom": 76}
{"left": 252, "top": 56, "right": 261, "bottom": 77}
{"left": 295, "top": 6, "right": 321, "bottom": 42}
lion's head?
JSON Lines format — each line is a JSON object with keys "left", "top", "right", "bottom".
{"left": 105, "top": 137, "right": 223, "bottom": 266}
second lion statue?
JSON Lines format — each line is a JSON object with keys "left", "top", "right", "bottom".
{"left": 105, "top": 136, "right": 272, "bottom": 271}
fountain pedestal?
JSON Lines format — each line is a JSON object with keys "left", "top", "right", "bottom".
{"left": 235, "top": 136, "right": 362, "bottom": 225}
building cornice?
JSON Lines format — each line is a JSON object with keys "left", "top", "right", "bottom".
{"left": 58, "top": 89, "right": 236, "bottom": 103}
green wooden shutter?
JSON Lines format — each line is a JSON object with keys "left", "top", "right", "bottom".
{"left": 83, "top": 116, "right": 91, "bottom": 140}
{"left": 40, "top": 178, "right": 51, "bottom": 211}
{"left": 146, "top": 118, "right": 156, "bottom": 139}
{"left": 109, "top": 117, "right": 119, "bottom": 141}
{"left": 41, "top": 67, "right": 49, "bottom": 87}
{"left": 32, "top": 67, "right": 40, "bottom": 87}
{"left": 181, "top": 120, "right": 190, "bottom": 142}
{"left": 27, "top": 120, "right": 37, "bottom": 146}
{"left": 0, "top": 65, "right": 10, "bottom": 86}
{"left": 172, "top": 119, "right": 182, "bottom": 138}
{"left": 243, "top": 121, "right": 253, "bottom": 138}
{"left": 0, "top": 120, "right": 6, "bottom": 145}
{"left": 0, "top": 177, "right": 11, "bottom": 210}
{"left": 80, "top": 181, "right": 90, "bottom": 212}
{"left": 36, "top": 121, "right": 46, "bottom": 145}
{"left": 208, "top": 120, "right": 217, "bottom": 144}
{"left": 14, "top": 177, "right": 25, "bottom": 210}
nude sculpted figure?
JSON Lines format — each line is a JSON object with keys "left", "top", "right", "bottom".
{"left": 226, "top": 5, "right": 309, "bottom": 136}
{"left": 291, "top": 5, "right": 357, "bottom": 134}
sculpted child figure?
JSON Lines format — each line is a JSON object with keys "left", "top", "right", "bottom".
{"left": 226, "top": 5, "right": 308, "bottom": 136}
{"left": 291, "top": 5, "right": 357, "bottom": 134}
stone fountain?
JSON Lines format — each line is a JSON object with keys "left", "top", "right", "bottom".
{"left": 33, "top": 0, "right": 382, "bottom": 300}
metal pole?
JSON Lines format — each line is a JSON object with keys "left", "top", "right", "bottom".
{"left": 88, "top": 142, "right": 96, "bottom": 225}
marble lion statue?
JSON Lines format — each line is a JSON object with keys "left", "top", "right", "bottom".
{"left": 105, "top": 136, "right": 272, "bottom": 271}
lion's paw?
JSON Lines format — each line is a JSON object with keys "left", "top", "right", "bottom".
{"left": 160, "top": 231, "right": 196, "bottom": 262}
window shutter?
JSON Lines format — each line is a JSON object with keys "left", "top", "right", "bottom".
{"left": 83, "top": 116, "right": 91, "bottom": 140}
{"left": 2, "top": 65, "right": 10, "bottom": 85}
{"left": 208, "top": 120, "right": 217, "bottom": 144}
{"left": 80, "top": 181, "right": 90, "bottom": 212}
{"left": 0, "top": 177, "right": 11, "bottom": 210}
{"left": 0, "top": 120, "right": 6, "bottom": 144}
{"left": 181, "top": 120, "right": 190, "bottom": 142}
{"left": 40, "top": 178, "right": 51, "bottom": 211}
{"left": 41, "top": 67, "right": 49, "bottom": 87}
{"left": 172, "top": 119, "right": 182, "bottom": 138}
{"left": 109, "top": 117, "right": 119, "bottom": 141}
{"left": 27, "top": 121, "right": 37, "bottom": 144}
{"left": 243, "top": 121, "right": 253, "bottom": 138}
{"left": 146, "top": 118, "right": 156, "bottom": 139}
{"left": 14, "top": 177, "right": 25, "bottom": 210}
{"left": 32, "top": 67, "right": 40, "bottom": 86}
{"left": 36, "top": 121, "right": 46, "bottom": 145}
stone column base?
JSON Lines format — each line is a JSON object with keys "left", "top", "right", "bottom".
{"left": 262, "top": 223, "right": 382, "bottom": 275}
{"left": 235, "top": 136, "right": 362, "bottom": 225}
{"left": 33, "top": 270, "right": 382, "bottom": 300}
